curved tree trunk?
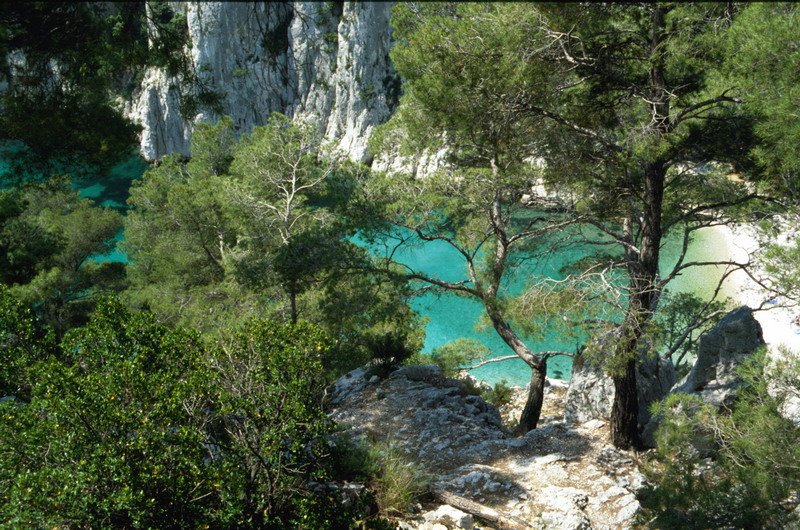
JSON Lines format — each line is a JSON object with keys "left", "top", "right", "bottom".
{"left": 517, "top": 359, "right": 547, "bottom": 434}
{"left": 485, "top": 302, "right": 549, "bottom": 434}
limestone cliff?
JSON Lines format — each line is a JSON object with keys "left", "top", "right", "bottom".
{"left": 127, "top": 1, "right": 398, "bottom": 163}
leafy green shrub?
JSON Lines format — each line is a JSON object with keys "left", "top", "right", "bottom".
{"left": 208, "top": 318, "right": 335, "bottom": 528}
{"left": 458, "top": 375, "right": 485, "bottom": 398}
{"left": 363, "top": 517, "right": 399, "bottom": 530}
{"left": 0, "top": 300, "right": 362, "bottom": 528}
{"left": 482, "top": 378, "right": 515, "bottom": 407}
{"left": 365, "top": 329, "right": 419, "bottom": 378}
{"left": 638, "top": 349, "right": 800, "bottom": 529}
{"left": 402, "top": 350, "right": 429, "bottom": 367}
{"left": 0, "top": 286, "right": 53, "bottom": 400}
{"left": 326, "top": 433, "right": 374, "bottom": 482}
{"left": 0, "top": 299, "right": 214, "bottom": 528}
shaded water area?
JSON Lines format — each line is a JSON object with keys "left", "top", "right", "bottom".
{"left": 0, "top": 146, "right": 148, "bottom": 263}
{"left": 2, "top": 149, "right": 728, "bottom": 385}
{"left": 75, "top": 156, "right": 149, "bottom": 262}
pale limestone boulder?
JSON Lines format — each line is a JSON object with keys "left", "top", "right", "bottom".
{"left": 672, "top": 306, "right": 765, "bottom": 408}
{"left": 565, "top": 351, "right": 675, "bottom": 428}
{"left": 642, "top": 306, "right": 766, "bottom": 446}
{"left": 422, "top": 505, "right": 474, "bottom": 530}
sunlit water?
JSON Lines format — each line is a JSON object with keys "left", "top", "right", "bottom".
{"left": 373, "top": 225, "right": 729, "bottom": 385}
{"left": 3, "top": 150, "right": 728, "bottom": 385}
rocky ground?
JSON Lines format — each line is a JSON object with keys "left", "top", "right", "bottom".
{"left": 329, "top": 365, "right": 646, "bottom": 530}
{"left": 327, "top": 306, "right": 791, "bottom": 529}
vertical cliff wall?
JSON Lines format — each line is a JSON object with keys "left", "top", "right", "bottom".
{"left": 127, "top": 1, "right": 398, "bottom": 163}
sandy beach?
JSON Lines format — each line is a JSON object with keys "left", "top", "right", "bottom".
{"left": 714, "top": 224, "right": 800, "bottom": 355}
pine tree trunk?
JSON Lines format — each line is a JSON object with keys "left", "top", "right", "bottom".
{"left": 516, "top": 360, "right": 547, "bottom": 434}
{"left": 289, "top": 287, "right": 298, "bottom": 324}
{"left": 610, "top": 357, "right": 640, "bottom": 449}
{"left": 610, "top": 160, "right": 662, "bottom": 450}
{"left": 608, "top": 7, "right": 670, "bottom": 450}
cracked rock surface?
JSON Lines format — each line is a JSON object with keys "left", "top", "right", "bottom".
{"left": 330, "top": 365, "right": 646, "bottom": 529}
{"left": 127, "top": 1, "right": 396, "bottom": 163}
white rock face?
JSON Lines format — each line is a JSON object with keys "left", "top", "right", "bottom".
{"left": 321, "top": 2, "right": 395, "bottom": 162}
{"left": 672, "top": 305, "right": 765, "bottom": 408}
{"left": 422, "top": 505, "right": 474, "bottom": 530}
{"left": 564, "top": 352, "right": 676, "bottom": 428}
{"left": 126, "top": 68, "right": 192, "bottom": 160}
{"left": 127, "top": 1, "right": 397, "bottom": 163}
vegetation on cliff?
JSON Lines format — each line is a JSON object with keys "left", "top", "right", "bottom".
{"left": 1, "top": 1, "right": 799, "bottom": 528}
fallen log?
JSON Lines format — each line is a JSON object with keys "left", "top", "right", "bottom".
{"left": 431, "top": 488, "right": 535, "bottom": 530}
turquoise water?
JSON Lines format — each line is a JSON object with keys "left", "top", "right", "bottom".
{"left": 3, "top": 147, "right": 728, "bottom": 385}
{"left": 373, "top": 223, "right": 730, "bottom": 386}
{"left": 73, "top": 155, "right": 149, "bottom": 211}
{"left": 90, "top": 229, "right": 129, "bottom": 263}
{"left": 0, "top": 144, "right": 147, "bottom": 210}
{"left": 370, "top": 229, "right": 596, "bottom": 385}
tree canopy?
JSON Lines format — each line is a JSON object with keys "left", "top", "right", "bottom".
{"left": 125, "top": 113, "right": 423, "bottom": 376}
{"left": 374, "top": 1, "right": 768, "bottom": 448}
{"left": 0, "top": 178, "right": 125, "bottom": 334}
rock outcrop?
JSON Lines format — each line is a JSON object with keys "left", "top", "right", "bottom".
{"left": 127, "top": 1, "right": 397, "bottom": 163}
{"left": 672, "top": 306, "right": 765, "bottom": 408}
{"left": 420, "top": 505, "right": 474, "bottom": 530}
{"left": 330, "top": 365, "right": 645, "bottom": 529}
{"left": 640, "top": 306, "right": 766, "bottom": 446}
{"left": 566, "top": 307, "right": 766, "bottom": 447}
{"left": 331, "top": 364, "right": 507, "bottom": 470}
{"left": 564, "top": 352, "right": 675, "bottom": 428}
{"left": 127, "top": 68, "right": 193, "bottom": 160}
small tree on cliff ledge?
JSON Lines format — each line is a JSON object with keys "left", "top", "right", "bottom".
{"left": 368, "top": 3, "right": 582, "bottom": 434}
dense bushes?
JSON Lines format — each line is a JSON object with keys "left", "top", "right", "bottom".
{"left": 0, "top": 294, "right": 374, "bottom": 528}
{"left": 639, "top": 350, "right": 800, "bottom": 528}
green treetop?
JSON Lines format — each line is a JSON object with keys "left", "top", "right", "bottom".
{"left": 0, "top": 178, "right": 124, "bottom": 334}
{"left": 377, "top": 2, "right": 764, "bottom": 448}
{"left": 125, "top": 114, "right": 422, "bottom": 376}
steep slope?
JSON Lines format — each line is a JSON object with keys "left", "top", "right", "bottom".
{"left": 330, "top": 365, "right": 644, "bottom": 529}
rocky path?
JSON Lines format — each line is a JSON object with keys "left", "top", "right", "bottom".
{"left": 329, "top": 365, "right": 645, "bottom": 529}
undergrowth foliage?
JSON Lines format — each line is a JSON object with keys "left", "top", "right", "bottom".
{"left": 368, "top": 441, "right": 431, "bottom": 515}
{"left": 0, "top": 295, "right": 378, "bottom": 529}
{"left": 639, "top": 349, "right": 800, "bottom": 528}
{"left": 482, "top": 379, "right": 515, "bottom": 408}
